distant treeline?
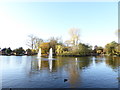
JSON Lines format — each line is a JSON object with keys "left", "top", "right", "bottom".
{"left": 0, "top": 41, "right": 120, "bottom": 56}
{"left": 1, "top": 28, "right": 120, "bottom": 56}
{"left": 0, "top": 47, "right": 36, "bottom": 56}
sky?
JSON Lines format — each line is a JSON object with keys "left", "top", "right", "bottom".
{"left": 0, "top": 2, "right": 118, "bottom": 49}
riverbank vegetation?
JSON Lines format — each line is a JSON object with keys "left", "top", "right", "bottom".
{"left": 0, "top": 28, "right": 119, "bottom": 56}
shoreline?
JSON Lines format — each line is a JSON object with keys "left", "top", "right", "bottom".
{"left": 0, "top": 54, "right": 119, "bottom": 57}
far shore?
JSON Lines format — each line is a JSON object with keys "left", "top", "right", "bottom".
{"left": 0, "top": 53, "right": 119, "bottom": 57}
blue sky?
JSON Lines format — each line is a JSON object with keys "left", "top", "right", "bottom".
{"left": 0, "top": 2, "right": 118, "bottom": 49}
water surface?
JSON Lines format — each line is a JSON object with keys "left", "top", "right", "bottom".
{"left": 1, "top": 56, "right": 119, "bottom": 88}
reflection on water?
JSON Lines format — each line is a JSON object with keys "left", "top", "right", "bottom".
{"left": 38, "top": 59, "right": 41, "bottom": 70}
{"left": 105, "top": 56, "right": 120, "bottom": 72}
{"left": 49, "top": 59, "right": 52, "bottom": 72}
{"left": 1, "top": 56, "right": 119, "bottom": 88}
{"left": 67, "top": 58, "right": 81, "bottom": 88}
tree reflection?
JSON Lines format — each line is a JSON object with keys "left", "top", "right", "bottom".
{"left": 67, "top": 58, "right": 80, "bottom": 88}
{"left": 30, "top": 56, "right": 119, "bottom": 73}
{"left": 24, "top": 56, "right": 119, "bottom": 88}
{"left": 94, "top": 56, "right": 105, "bottom": 64}
{"left": 105, "top": 56, "right": 120, "bottom": 71}
{"left": 78, "top": 57, "right": 92, "bottom": 69}
{"left": 41, "top": 60, "right": 49, "bottom": 69}
{"left": 56, "top": 57, "right": 92, "bottom": 88}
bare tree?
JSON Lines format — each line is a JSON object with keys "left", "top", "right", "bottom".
{"left": 26, "top": 34, "right": 43, "bottom": 50}
{"left": 26, "top": 34, "right": 36, "bottom": 49}
{"left": 65, "top": 40, "right": 71, "bottom": 46}
{"left": 34, "top": 37, "right": 43, "bottom": 51}
{"left": 69, "top": 28, "right": 80, "bottom": 46}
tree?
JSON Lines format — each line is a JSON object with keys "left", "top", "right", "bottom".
{"left": 26, "top": 34, "right": 36, "bottom": 49}
{"left": 105, "top": 41, "right": 118, "bottom": 55}
{"left": 93, "top": 46, "right": 103, "bottom": 54}
{"left": 78, "top": 43, "right": 92, "bottom": 56}
{"left": 48, "top": 37, "right": 62, "bottom": 54}
{"left": 65, "top": 40, "right": 71, "bottom": 46}
{"left": 6, "top": 47, "right": 12, "bottom": 55}
{"left": 34, "top": 37, "right": 43, "bottom": 51}
{"left": 26, "top": 34, "right": 43, "bottom": 52}
{"left": 55, "top": 45, "right": 63, "bottom": 54}
{"left": 68, "top": 28, "right": 80, "bottom": 46}
{"left": 115, "top": 44, "right": 120, "bottom": 55}
{"left": 13, "top": 47, "right": 25, "bottom": 55}
{"left": 96, "top": 46, "right": 104, "bottom": 54}
{"left": 40, "top": 42, "right": 50, "bottom": 54}
{"left": 26, "top": 48, "right": 32, "bottom": 55}
{"left": 93, "top": 45, "right": 98, "bottom": 53}
{"left": 1, "top": 48, "right": 7, "bottom": 55}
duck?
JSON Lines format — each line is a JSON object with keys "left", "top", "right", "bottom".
{"left": 64, "top": 79, "right": 68, "bottom": 82}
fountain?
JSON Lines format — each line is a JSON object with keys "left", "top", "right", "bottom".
{"left": 37, "top": 48, "right": 41, "bottom": 58}
{"left": 48, "top": 48, "right": 53, "bottom": 59}
{"left": 48, "top": 48, "right": 53, "bottom": 72}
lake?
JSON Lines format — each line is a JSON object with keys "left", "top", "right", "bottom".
{"left": 1, "top": 56, "right": 120, "bottom": 88}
